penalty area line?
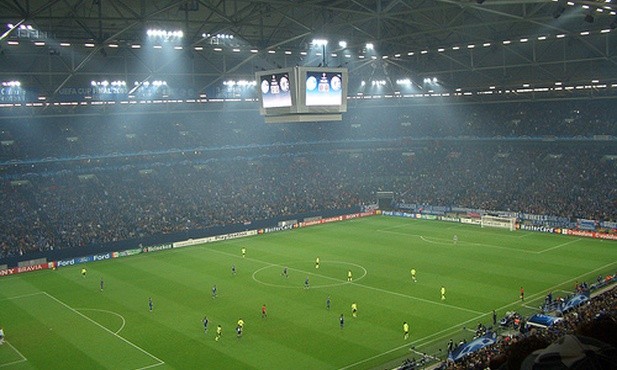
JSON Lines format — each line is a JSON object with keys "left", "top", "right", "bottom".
{"left": 0, "top": 341, "right": 28, "bottom": 368}
{"left": 42, "top": 292, "right": 165, "bottom": 369}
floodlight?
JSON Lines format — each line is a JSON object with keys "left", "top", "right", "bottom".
{"left": 312, "top": 39, "right": 328, "bottom": 46}
{"left": 338, "top": 41, "right": 347, "bottom": 48}
{"left": 365, "top": 43, "right": 374, "bottom": 50}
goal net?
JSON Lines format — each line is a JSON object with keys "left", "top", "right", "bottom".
{"left": 480, "top": 215, "right": 517, "bottom": 231}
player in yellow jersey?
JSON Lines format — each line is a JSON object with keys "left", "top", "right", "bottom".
{"left": 347, "top": 270, "right": 353, "bottom": 282}
{"left": 411, "top": 268, "right": 417, "bottom": 283}
{"left": 315, "top": 257, "right": 320, "bottom": 269}
{"left": 403, "top": 321, "right": 410, "bottom": 340}
{"left": 441, "top": 286, "right": 446, "bottom": 300}
{"left": 215, "top": 324, "right": 222, "bottom": 341}
{"left": 351, "top": 302, "right": 358, "bottom": 318}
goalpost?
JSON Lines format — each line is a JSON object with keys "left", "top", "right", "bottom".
{"left": 480, "top": 215, "right": 517, "bottom": 231}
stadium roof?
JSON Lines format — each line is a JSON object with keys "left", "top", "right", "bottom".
{"left": 1, "top": 0, "right": 617, "bottom": 102}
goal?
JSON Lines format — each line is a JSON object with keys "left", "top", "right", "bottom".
{"left": 480, "top": 215, "right": 517, "bottom": 231}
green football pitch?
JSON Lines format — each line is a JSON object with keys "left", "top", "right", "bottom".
{"left": 1, "top": 216, "right": 616, "bottom": 369}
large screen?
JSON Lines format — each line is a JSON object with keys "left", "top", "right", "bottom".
{"left": 256, "top": 68, "right": 297, "bottom": 116}
{"left": 255, "top": 66, "right": 347, "bottom": 122}
{"left": 304, "top": 71, "right": 343, "bottom": 106}
{"left": 297, "top": 67, "right": 348, "bottom": 114}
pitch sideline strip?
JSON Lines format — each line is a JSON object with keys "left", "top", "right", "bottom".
{"left": 209, "top": 247, "right": 483, "bottom": 316}
{"left": 339, "top": 260, "right": 617, "bottom": 369}
{"left": 43, "top": 292, "right": 165, "bottom": 370}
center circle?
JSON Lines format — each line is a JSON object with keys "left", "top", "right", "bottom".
{"left": 252, "top": 260, "right": 367, "bottom": 289}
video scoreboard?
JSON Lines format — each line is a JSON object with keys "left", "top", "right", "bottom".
{"left": 256, "top": 67, "right": 348, "bottom": 123}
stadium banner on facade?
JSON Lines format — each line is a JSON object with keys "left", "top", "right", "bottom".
{"left": 519, "top": 224, "right": 560, "bottom": 234}
{"left": 439, "top": 216, "right": 460, "bottom": 223}
{"left": 143, "top": 243, "right": 174, "bottom": 252}
{"left": 92, "top": 253, "right": 112, "bottom": 262}
{"left": 18, "top": 258, "right": 47, "bottom": 268}
{"left": 419, "top": 214, "right": 438, "bottom": 220}
{"left": 300, "top": 216, "right": 344, "bottom": 227}
{"left": 381, "top": 211, "right": 416, "bottom": 218}
{"left": 343, "top": 210, "right": 376, "bottom": 220}
{"left": 259, "top": 224, "right": 295, "bottom": 234}
{"left": 600, "top": 221, "right": 617, "bottom": 231}
{"left": 57, "top": 256, "right": 91, "bottom": 267}
{"left": 460, "top": 217, "right": 482, "bottom": 225}
{"left": 577, "top": 219, "right": 597, "bottom": 231}
{"left": 213, "top": 230, "right": 257, "bottom": 241}
{"left": 112, "top": 248, "right": 143, "bottom": 258}
{"left": 0, "top": 262, "right": 53, "bottom": 277}
{"left": 173, "top": 237, "right": 216, "bottom": 249}
{"left": 173, "top": 231, "right": 257, "bottom": 249}
{"left": 561, "top": 229, "right": 617, "bottom": 240}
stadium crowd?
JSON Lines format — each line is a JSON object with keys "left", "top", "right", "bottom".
{"left": 436, "top": 285, "right": 617, "bottom": 370}
{"left": 1, "top": 99, "right": 616, "bottom": 161}
{"left": 0, "top": 100, "right": 615, "bottom": 259}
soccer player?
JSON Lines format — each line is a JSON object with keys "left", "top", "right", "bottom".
{"left": 212, "top": 284, "right": 217, "bottom": 299}
{"left": 520, "top": 287, "right": 525, "bottom": 302}
{"left": 304, "top": 276, "right": 310, "bottom": 289}
{"left": 441, "top": 286, "right": 446, "bottom": 300}
{"left": 81, "top": 268, "right": 87, "bottom": 278}
{"left": 215, "top": 324, "right": 222, "bottom": 341}
{"left": 100, "top": 278, "right": 104, "bottom": 291}
{"left": 403, "top": 321, "right": 410, "bottom": 340}
{"left": 347, "top": 270, "right": 353, "bottom": 282}
{"left": 262, "top": 304, "right": 267, "bottom": 318}
{"left": 326, "top": 296, "right": 331, "bottom": 310}
{"left": 0, "top": 327, "right": 4, "bottom": 344}
{"left": 351, "top": 302, "right": 358, "bottom": 318}
{"left": 453, "top": 235, "right": 458, "bottom": 244}
{"left": 241, "top": 247, "right": 246, "bottom": 258}
{"left": 315, "top": 257, "right": 320, "bottom": 269}
{"left": 231, "top": 264, "right": 236, "bottom": 275}
{"left": 237, "top": 318, "right": 244, "bottom": 337}
{"left": 492, "top": 310, "right": 497, "bottom": 326}
{"left": 281, "top": 266, "right": 288, "bottom": 278}
{"left": 339, "top": 314, "right": 344, "bottom": 329}
{"left": 148, "top": 297, "right": 153, "bottom": 312}
{"left": 203, "top": 316, "right": 209, "bottom": 333}
{"left": 411, "top": 268, "right": 417, "bottom": 283}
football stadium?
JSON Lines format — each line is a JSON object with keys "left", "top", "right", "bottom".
{"left": 1, "top": 1, "right": 616, "bottom": 369}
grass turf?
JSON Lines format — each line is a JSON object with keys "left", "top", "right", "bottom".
{"left": 0, "top": 216, "right": 616, "bottom": 369}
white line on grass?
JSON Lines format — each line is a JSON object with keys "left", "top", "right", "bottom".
{"left": 76, "top": 308, "right": 127, "bottom": 334}
{"left": 210, "top": 247, "right": 484, "bottom": 316}
{"left": 339, "top": 260, "right": 617, "bottom": 369}
{"left": 0, "top": 341, "right": 28, "bottom": 368}
{"left": 0, "top": 291, "right": 45, "bottom": 301}
{"left": 536, "top": 238, "right": 581, "bottom": 254}
{"left": 43, "top": 292, "right": 164, "bottom": 370}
